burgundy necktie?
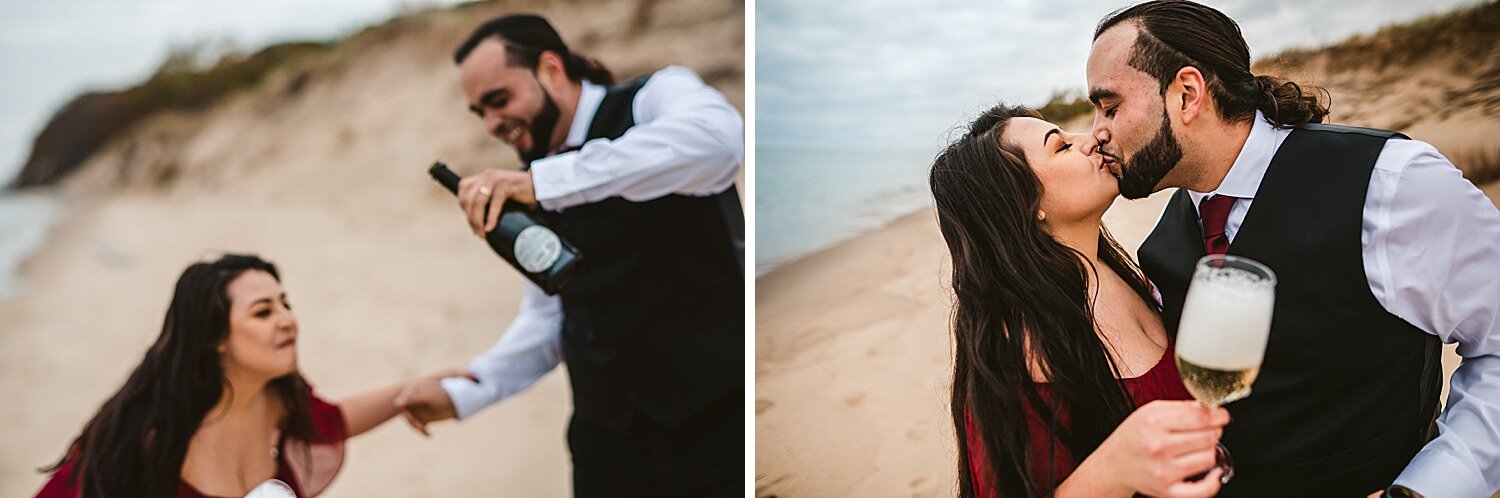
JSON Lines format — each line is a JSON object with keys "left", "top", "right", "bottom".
{"left": 1199, "top": 194, "right": 1237, "bottom": 255}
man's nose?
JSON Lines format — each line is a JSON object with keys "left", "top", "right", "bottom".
{"left": 1091, "top": 115, "right": 1111, "bottom": 147}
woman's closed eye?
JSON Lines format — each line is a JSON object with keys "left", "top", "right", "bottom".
{"left": 1043, "top": 129, "right": 1072, "bottom": 154}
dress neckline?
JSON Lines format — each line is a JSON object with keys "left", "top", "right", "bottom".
{"left": 1121, "top": 341, "right": 1174, "bottom": 382}
{"left": 1032, "top": 340, "right": 1174, "bottom": 385}
{"left": 179, "top": 433, "right": 287, "bottom": 498}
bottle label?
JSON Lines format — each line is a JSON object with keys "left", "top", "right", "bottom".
{"left": 514, "top": 225, "right": 562, "bottom": 273}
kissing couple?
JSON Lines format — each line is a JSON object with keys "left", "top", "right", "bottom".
{"left": 933, "top": 1, "right": 1500, "bottom": 497}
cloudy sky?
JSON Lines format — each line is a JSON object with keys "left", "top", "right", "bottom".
{"left": 0, "top": 0, "right": 470, "bottom": 184}
{"left": 756, "top": 0, "right": 1483, "bottom": 151}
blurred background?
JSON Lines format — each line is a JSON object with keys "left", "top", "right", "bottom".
{"left": 755, "top": 0, "right": 1499, "bottom": 496}
{"left": 0, "top": 0, "right": 742, "bottom": 496}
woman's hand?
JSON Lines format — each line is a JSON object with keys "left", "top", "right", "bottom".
{"left": 340, "top": 368, "right": 473, "bottom": 438}
{"left": 1062, "top": 400, "right": 1230, "bottom": 498}
{"left": 393, "top": 367, "right": 475, "bottom": 436}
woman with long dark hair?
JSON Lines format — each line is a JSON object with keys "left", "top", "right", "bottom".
{"left": 34, "top": 254, "right": 459, "bottom": 498}
{"left": 931, "top": 105, "right": 1230, "bottom": 498}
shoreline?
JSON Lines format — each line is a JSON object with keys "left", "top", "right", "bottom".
{"left": 755, "top": 204, "right": 954, "bottom": 496}
{"left": 0, "top": 189, "right": 65, "bottom": 300}
{"left": 753, "top": 184, "right": 1486, "bottom": 496}
{"left": 756, "top": 183, "right": 1179, "bottom": 285}
{"left": 756, "top": 204, "right": 936, "bottom": 281}
{"left": 752, "top": 189, "right": 1177, "bottom": 497}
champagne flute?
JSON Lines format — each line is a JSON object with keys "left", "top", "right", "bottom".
{"left": 1174, "top": 254, "right": 1277, "bottom": 484}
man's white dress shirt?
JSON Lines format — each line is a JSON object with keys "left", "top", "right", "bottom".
{"left": 440, "top": 65, "right": 743, "bottom": 420}
{"left": 1179, "top": 111, "right": 1500, "bottom": 497}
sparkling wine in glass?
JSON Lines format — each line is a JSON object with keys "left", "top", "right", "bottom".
{"left": 1174, "top": 254, "right": 1276, "bottom": 484}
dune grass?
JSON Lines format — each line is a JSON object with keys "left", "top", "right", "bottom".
{"left": 10, "top": 40, "right": 331, "bottom": 189}
{"left": 1257, "top": 0, "right": 1498, "bottom": 74}
{"left": 1030, "top": 1, "right": 1498, "bottom": 137}
{"left": 1035, "top": 89, "right": 1093, "bottom": 124}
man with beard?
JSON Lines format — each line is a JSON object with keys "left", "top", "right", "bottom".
{"left": 393, "top": 14, "right": 745, "bottom": 496}
{"left": 1084, "top": 1, "right": 1500, "bottom": 497}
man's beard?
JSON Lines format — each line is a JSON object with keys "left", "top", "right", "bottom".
{"left": 1116, "top": 106, "right": 1184, "bottom": 200}
{"left": 518, "top": 87, "right": 562, "bottom": 164}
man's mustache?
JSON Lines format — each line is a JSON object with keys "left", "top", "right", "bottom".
{"left": 1096, "top": 148, "right": 1121, "bottom": 162}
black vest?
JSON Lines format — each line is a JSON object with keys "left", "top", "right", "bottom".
{"left": 1139, "top": 125, "right": 1443, "bottom": 497}
{"left": 528, "top": 77, "right": 744, "bottom": 433}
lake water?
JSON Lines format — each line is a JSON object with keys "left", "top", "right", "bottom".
{"left": 755, "top": 148, "right": 936, "bottom": 276}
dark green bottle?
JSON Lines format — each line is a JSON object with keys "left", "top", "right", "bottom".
{"left": 428, "top": 161, "right": 581, "bottom": 295}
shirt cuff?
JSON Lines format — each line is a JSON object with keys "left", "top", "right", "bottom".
{"left": 530, "top": 152, "right": 590, "bottom": 211}
{"left": 439, "top": 376, "right": 494, "bottom": 421}
{"left": 1394, "top": 445, "right": 1488, "bottom": 498}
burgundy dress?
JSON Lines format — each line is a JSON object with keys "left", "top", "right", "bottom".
{"left": 36, "top": 387, "right": 347, "bottom": 498}
{"left": 964, "top": 341, "right": 1194, "bottom": 497}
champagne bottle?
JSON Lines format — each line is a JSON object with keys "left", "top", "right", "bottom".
{"left": 428, "top": 161, "right": 581, "bottom": 295}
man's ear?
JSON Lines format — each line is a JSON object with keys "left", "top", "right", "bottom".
{"left": 536, "top": 50, "right": 568, "bottom": 92}
{"left": 1174, "top": 66, "right": 1208, "bottom": 125}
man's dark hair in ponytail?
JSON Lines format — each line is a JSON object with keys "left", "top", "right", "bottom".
{"left": 1095, "top": 0, "right": 1328, "bottom": 127}
{"left": 454, "top": 14, "right": 615, "bottom": 85}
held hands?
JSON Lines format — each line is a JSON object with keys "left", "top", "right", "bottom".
{"left": 1089, "top": 400, "right": 1230, "bottom": 498}
{"left": 456, "top": 169, "right": 538, "bottom": 237}
{"left": 392, "top": 367, "right": 475, "bottom": 437}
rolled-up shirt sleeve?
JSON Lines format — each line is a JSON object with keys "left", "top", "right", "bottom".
{"left": 440, "top": 280, "right": 563, "bottom": 420}
{"left": 1369, "top": 141, "right": 1500, "bottom": 497}
{"left": 529, "top": 65, "right": 743, "bottom": 210}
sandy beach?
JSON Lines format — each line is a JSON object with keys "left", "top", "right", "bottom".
{"left": 757, "top": 3, "right": 1500, "bottom": 493}
{"left": 0, "top": 189, "right": 575, "bottom": 496}
{"left": 755, "top": 182, "right": 1489, "bottom": 496}
{"left": 0, "top": 0, "right": 743, "bottom": 496}
{"left": 752, "top": 191, "right": 1176, "bottom": 496}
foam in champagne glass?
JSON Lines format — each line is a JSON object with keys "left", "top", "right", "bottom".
{"left": 1176, "top": 265, "right": 1275, "bottom": 371}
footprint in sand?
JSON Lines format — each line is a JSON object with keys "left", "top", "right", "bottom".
{"left": 756, "top": 397, "right": 776, "bottom": 414}
{"left": 842, "top": 391, "right": 867, "bottom": 406}
{"left": 906, "top": 427, "right": 924, "bottom": 441}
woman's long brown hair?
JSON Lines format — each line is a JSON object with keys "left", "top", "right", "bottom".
{"left": 931, "top": 105, "right": 1156, "bottom": 497}
{"left": 44, "top": 254, "right": 314, "bottom": 497}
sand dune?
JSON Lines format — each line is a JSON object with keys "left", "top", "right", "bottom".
{"left": 0, "top": 0, "right": 743, "bottom": 496}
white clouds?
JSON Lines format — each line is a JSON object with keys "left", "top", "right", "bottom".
{"left": 0, "top": 0, "right": 471, "bottom": 184}
{"left": 756, "top": 0, "right": 1121, "bottom": 149}
{"left": 757, "top": 0, "right": 1484, "bottom": 150}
